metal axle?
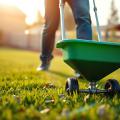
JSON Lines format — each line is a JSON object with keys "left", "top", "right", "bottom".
{"left": 79, "top": 89, "right": 109, "bottom": 94}
{"left": 79, "top": 82, "right": 110, "bottom": 94}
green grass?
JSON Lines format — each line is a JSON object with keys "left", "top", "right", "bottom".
{"left": 0, "top": 47, "right": 120, "bottom": 120}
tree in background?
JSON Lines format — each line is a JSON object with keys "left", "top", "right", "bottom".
{"left": 108, "top": 0, "right": 119, "bottom": 26}
{"left": 106, "top": 0, "right": 119, "bottom": 40}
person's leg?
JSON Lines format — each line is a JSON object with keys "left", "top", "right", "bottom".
{"left": 37, "top": 0, "right": 60, "bottom": 71}
{"left": 67, "top": 0, "right": 92, "bottom": 77}
{"left": 67, "top": 0, "right": 92, "bottom": 40}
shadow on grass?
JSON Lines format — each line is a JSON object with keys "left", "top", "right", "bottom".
{"left": 48, "top": 70, "right": 70, "bottom": 78}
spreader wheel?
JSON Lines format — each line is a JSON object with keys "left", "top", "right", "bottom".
{"left": 104, "top": 79, "right": 120, "bottom": 97}
{"left": 65, "top": 77, "right": 79, "bottom": 95}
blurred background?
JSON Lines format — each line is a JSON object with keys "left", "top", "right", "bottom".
{"left": 0, "top": 0, "right": 120, "bottom": 52}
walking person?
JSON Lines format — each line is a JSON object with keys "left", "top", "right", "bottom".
{"left": 37, "top": 0, "right": 92, "bottom": 71}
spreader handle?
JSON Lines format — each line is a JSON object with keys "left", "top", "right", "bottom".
{"left": 59, "top": 0, "right": 66, "bottom": 40}
{"left": 93, "top": 0, "right": 103, "bottom": 42}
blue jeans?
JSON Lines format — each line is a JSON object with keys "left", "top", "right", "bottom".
{"left": 40, "top": 0, "right": 92, "bottom": 61}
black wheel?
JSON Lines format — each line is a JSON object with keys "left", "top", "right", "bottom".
{"left": 104, "top": 79, "right": 120, "bottom": 97}
{"left": 65, "top": 77, "right": 79, "bottom": 95}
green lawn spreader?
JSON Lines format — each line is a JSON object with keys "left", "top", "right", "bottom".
{"left": 56, "top": 0, "right": 120, "bottom": 97}
{"left": 57, "top": 39, "right": 120, "bottom": 96}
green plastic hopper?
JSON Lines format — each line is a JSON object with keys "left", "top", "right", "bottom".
{"left": 57, "top": 39, "right": 120, "bottom": 82}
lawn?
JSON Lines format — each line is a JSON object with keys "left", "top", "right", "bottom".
{"left": 0, "top": 47, "right": 120, "bottom": 120}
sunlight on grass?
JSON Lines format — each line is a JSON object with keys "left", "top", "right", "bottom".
{"left": 0, "top": 47, "right": 120, "bottom": 120}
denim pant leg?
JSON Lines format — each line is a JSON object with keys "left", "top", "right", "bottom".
{"left": 40, "top": 0, "right": 60, "bottom": 62}
{"left": 67, "top": 0, "right": 92, "bottom": 40}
